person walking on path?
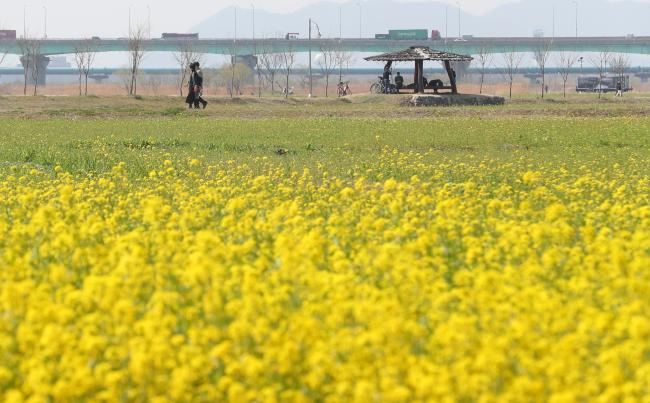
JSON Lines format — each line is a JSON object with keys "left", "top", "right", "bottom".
{"left": 616, "top": 80, "right": 623, "bottom": 97}
{"left": 186, "top": 63, "right": 197, "bottom": 108}
{"left": 193, "top": 62, "right": 208, "bottom": 109}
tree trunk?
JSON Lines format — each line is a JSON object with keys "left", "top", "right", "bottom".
{"left": 85, "top": 74, "right": 89, "bottom": 95}
{"left": 541, "top": 73, "right": 545, "bottom": 99}
{"left": 79, "top": 74, "right": 83, "bottom": 96}
{"left": 479, "top": 72, "right": 484, "bottom": 94}
{"left": 325, "top": 75, "right": 329, "bottom": 97}
{"left": 179, "top": 69, "right": 185, "bottom": 97}
{"left": 230, "top": 65, "right": 235, "bottom": 99}
{"left": 444, "top": 60, "right": 457, "bottom": 94}
{"left": 285, "top": 73, "right": 289, "bottom": 99}
{"left": 509, "top": 80, "right": 513, "bottom": 99}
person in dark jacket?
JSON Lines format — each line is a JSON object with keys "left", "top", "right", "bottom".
{"left": 192, "top": 62, "right": 208, "bottom": 109}
{"left": 186, "top": 62, "right": 197, "bottom": 108}
{"left": 394, "top": 72, "right": 404, "bottom": 91}
{"left": 382, "top": 61, "right": 392, "bottom": 94}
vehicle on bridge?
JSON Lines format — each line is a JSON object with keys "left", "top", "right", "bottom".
{"left": 576, "top": 75, "right": 632, "bottom": 93}
{"left": 161, "top": 33, "right": 199, "bottom": 40}
{"left": 285, "top": 33, "right": 299, "bottom": 40}
{"left": 374, "top": 29, "right": 437, "bottom": 41}
{"left": 0, "top": 30, "right": 17, "bottom": 40}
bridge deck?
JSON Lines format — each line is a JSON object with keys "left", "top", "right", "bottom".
{"left": 1, "top": 37, "right": 649, "bottom": 56}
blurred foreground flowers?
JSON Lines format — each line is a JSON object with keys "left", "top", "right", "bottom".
{"left": 1, "top": 151, "right": 650, "bottom": 402}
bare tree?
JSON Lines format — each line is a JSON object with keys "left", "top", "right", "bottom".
{"left": 215, "top": 63, "right": 253, "bottom": 96}
{"left": 557, "top": 52, "right": 577, "bottom": 98}
{"left": 173, "top": 44, "right": 204, "bottom": 97}
{"left": 19, "top": 39, "right": 42, "bottom": 96}
{"left": 144, "top": 74, "right": 164, "bottom": 96}
{"left": 255, "top": 55, "right": 263, "bottom": 98}
{"left": 115, "top": 69, "right": 132, "bottom": 95}
{"left": 17, "top": 38, "right": 41, "bottom": 96}
{"left": 73, "top": 39, "right": 97, "bottom": 95}
{"left": 588, "top": 50, "right": 611, "bottom": 99}
{"left": 258, "top": 42, "right": 283, "bottom": 94}
{"left": 476, "top": 44, "right": 493, "bottom": 94}
{"left": 250, "top": 40, "right": 262, "bottom": 98}
{"left": 127, "top": 25, "right": 147, "bottom": 96}
{"left": 500, "top": 49, "right": 524, "bottom": 99}
{"left": 335, "top": 45, "right": 353, "bottom": 83}
{"left": 318, "top": 40, "right": 338, "bottom": 97}
{"left": 533, "top": 40, "right": 553, "bottom": 98}
{"left": 258, "top": 40, "right": 282, "bottom": 94}
{"left": 228, "top": 41, "right": 238, "bottom": 98}
{"left": 611, "top": 53, "right": 630, "bottom": 96}
{"left": 279, "top": 45, "right": 296, "bottom": 99}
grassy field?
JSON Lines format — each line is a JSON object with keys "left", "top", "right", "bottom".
{"left": 0, "top": 94, "right": 649, "bottom": 176}
{"left": 2, "top": 95, "right": 650, "bottom": 401}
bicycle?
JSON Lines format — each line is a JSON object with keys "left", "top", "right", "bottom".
{"left": 370, "top": 76, "right": 397, "bottom": 94}
{"left": 337, "top": 81, "right": 352, "bottom": 97}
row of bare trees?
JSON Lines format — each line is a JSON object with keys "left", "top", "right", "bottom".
{"left": 171, "top": 40, "right": 352, "bottom": 99}
{"left": 475, "top": 43, "right": 631, "bottom": 99}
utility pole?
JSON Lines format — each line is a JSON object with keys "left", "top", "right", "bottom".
{"left": 147, "top": 5, "right": 151, "bottom": 39}
{"left": 445, "top": 6, "right": 448, "bottom": 43}
{"left": 309, "top": 18, "right": 312, "bottom": 98}
{"left": 251, "top": 3, "right": 255, "bottom": 40}
{"left": 357, "top": 2, "right": 362, "bottom": 38}
{"left": 573, "top": 1, "right": 578, "bottom": 38}
{"left": 339, "top": 7, "right": 343, "bottom": 82}
{"left": 552, "top": 6, "right": 555, "bottom": 38}
{"left": 23, "top": 5, "right": 27, "bottom": 39}
{"left": 308, "top": 19, "right": 321, "bottom": 98}
{"left": 128, "top": 5, "right": 132, "bottom": 37}
{"left": 43, "top": 6, "right": 47, "bottom": 39}
{"left": 456, "top": 1, "right": 461, "bottom": 39}
{"left": 339, "top": 6, "right": 342, "bottom": 39}
{"left": 231, "top": 6, "right": 237, "bottom": 98}
{"left": 579, "top": 56, "right": 583, "bottom": 74}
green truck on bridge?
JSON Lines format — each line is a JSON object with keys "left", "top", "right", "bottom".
{"left": 375, "top": 29, "right": 440, "bottom": 40}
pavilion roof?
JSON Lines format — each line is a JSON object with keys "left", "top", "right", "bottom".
{"left": 364, "top": 47, "right": 473, "bottom": 62}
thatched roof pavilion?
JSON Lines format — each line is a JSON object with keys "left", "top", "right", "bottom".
{"left": 365, "top": 47, "right": 473, "bottom": 94}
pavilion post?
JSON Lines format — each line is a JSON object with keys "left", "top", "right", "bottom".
{"left": 417, "top": 60, "right": 424, "bottom": 94}
{"left": 413, "top": 61, "right": 419, "bottom": 93}
{"left": 444, "top": 60, "right": 458, "bottom": 94}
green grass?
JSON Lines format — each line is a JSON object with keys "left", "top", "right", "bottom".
{"left": 0, "top": 95, "right": 648, "bottom": 177}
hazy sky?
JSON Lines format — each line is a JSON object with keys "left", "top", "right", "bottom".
{"left": 0, "top": 0, "right": 518, "bottom": 38}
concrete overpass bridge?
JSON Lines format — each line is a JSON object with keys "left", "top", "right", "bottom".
{"left": 3, "top": 36, "right": 649, "bottom": 85}
{"left": 3, "top": 36, "right": 650, "bottom": 56}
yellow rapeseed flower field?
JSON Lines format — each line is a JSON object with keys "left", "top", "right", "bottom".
{"left": 1, "top": 149, "right": 650, "bottom": 402}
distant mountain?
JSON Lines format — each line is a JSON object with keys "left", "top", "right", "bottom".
{"left": 192, "top": 0, "right": 650, "bottom": 39}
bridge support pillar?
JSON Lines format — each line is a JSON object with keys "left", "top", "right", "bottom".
{"left": 20, "top": 54, "right": 50, "bottom": 87}
{"left": 232, "top": 55, "right": 259, "bottom": 70}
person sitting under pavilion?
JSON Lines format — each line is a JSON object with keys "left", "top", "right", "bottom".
{"left": 395, "top": 72, "right": 404, "bottom": 91}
